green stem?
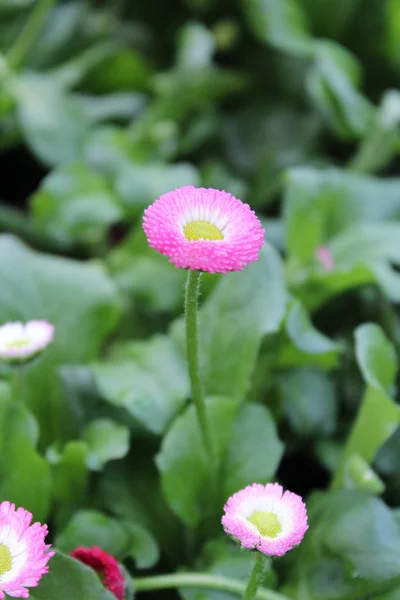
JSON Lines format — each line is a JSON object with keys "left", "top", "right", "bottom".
{"left": 134, "top": 572, "right": 288, "bottom": 600}
{"left": 185, "top": 269, "right": 214, "bottom": 464}
{"left": 243, "top": 553, "right": 267, "bottom": 600}
{"left": 7, "top": 0, "right": 56, "bottom": 69}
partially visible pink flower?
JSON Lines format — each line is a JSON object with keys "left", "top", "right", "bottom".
{"left": 70, "top": 546, "right": 124, "bottom": 600}
{"left": 143, "top": 186, "right": 265, "bottom": 274}
{"left": 0, "top": 501, "right": 54, "bottom": 598}
{"left": 316, "top": 246, "right": 335, "bottom": 272}
{"left": 0, "top": 321, "right": 54, "bottom": 362}
{"left": 222, "top": 483, "right": 308, "bottom": 557}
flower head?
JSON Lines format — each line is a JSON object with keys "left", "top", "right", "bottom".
{"left": 0, "top": 321, "right": 54, "bottom": 362}
{"left": 70, "top": 546, "right": 124, "bottom": 600}
{"left": 0, "top": 501, "right": 54, "bottom": 598}
{"left": 222, "top": 483, "right": 308, "bottom": 556}
{"left": 143, "top": 186, "right": 265, "bottom": 274}
{"left": 316, "top": 245, "right": 335, "bottom": 272}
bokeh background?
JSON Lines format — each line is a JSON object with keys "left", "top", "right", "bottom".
{"left": 2, "top": 1, "right": 400, "bottom": 599}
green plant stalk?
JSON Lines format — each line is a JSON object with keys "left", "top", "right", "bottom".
{"left": 7, "top": 0, "right": 57, "bottom": 69}
{"left": 243, "top": 553, "right": 267, "bottom": 600}
{"left": 134, "top": 572, "right": 288, "bottom": 600}
{"left": 185, "top": 269, "right": 214, "bottom": 464}
{"left": 330, "top": 385, "right": 397, "bottom": 490}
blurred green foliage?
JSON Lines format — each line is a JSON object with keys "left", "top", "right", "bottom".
{"left": 2, "top": 0, "right": 400, "bottom": 599}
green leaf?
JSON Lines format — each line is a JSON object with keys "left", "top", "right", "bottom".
{"left": 0, "top": 235, "right": 121, "bottom": 447}
{"left": 30, "top": 552, "right": 115, "bottom": 600}
{"left": 221, "top": 403, "right": 284, "bottom": 500}
{"left": 278, "top": 300, "right": 339, "bottom": 368}
{"left": 31, "top": 163, "right": 122, "bottom": 246}
{"left": 283, "top": 166, "right": 400, "bottom": 264}
{"left": 56, "top": 510, "right": 131, "bottom": 557}
{"left": 116, "top": 161, "right": 199, "bottom": 218}
{"left": 82, "top": 418, "right": 130, "bottom": 470}
{"left": 349, "top": 90, "right": 400, "bottom": 174}
{"left": 156, "top": 396, "right": 238, "bottom": 527}
{"left": 343, "top": 455, "right": 385, "bottom": 494}
{"left": 278, "top": 367, "right": 337, "bottom": 437}
{"left": 125, "top": 522, "right": 160, "bottom": 569}
{"left": 194, "top": 244, "right": 286, "bottom": 400}
{"left": 97, "top": 460, "right": 179, "bottom": 564}
{"left": 108, "top": 227, "right": 187, "bottom": 312}
{"left": 0, "top": 387, "right": 51, "bottom": 521}
{"left": 355, "top": 323, "right": 397, "bottom": 393}
{"left": 307, "top": 41, "right": 374, "bottom": 139}
{"left": 48, "top": 441, "right": 89, "bottom": 530}
{"left": 13, "top": 74, "right": 90, "bottom": 167}
{"left": 332, "top": 324, "right": 400, "bottom": 489}
{"left": 242, "top": 0, "right": 313, "bottom": 56}
{"left": 92, "top": 335, "right": 189, "bottom": 434}
{"left": 315, "top": 491, "right": 400, "bottom": 580}
{"left": 176, "top": 22, "right": 215, "bottom": 69}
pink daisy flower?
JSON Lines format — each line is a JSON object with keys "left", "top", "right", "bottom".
{"left": 222, "top": 483, "right": 308, "bottom": 556}
{"left": 70, "top": 546, "right": 125, "bottom": 600}
{"left": 142, "top": 186, "right": 265, "bottom": 274}
{"left": 0, "top": 321, "right": 54, "bottom": 362}
{"left": 0, "top": 501, "right": 54, "bottom": 598}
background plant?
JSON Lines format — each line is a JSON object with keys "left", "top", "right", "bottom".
{"left": 1, "top": 0, "right": 400, "bottom": 598}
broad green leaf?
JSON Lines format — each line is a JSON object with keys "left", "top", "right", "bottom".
{"left": 97, "top": 460, "right": 180, "bottom": 564}
{"left": 31, "top": 163, "right": 122, "bottom": 246}
{"left": 0, "top": 235, "right": 121, "bottom": 447}
{"left": 116, "top": 161, "right": 199, "bottom": 218}
{"left": 30, "top": 552, "right": 115, "bottom": 600}
{"left": 332, "top": 324, "right": 400, "bottom": 489}
{"left": 156, "top": 396, "right": 238, "bottom": 527}
{"left": 13, "top": 74, "right": 90, "bottom": 167}
{"left": 221, "top": 403, "right": 284, "bottom": 500}
{"left": 84, "top": 127, "right": 137, "bottom": 176}
{"left": 343, "top": 455, "right": 385, "bottom": 494}
{"left": 56, "top": 510, "right": 131, "bottom": 557}
{"left": 283, "top": 166, "right": 400, "bottom": 264}
{"left": 286, "top": 300, "right": 339, "bottom": 355}
{"left": 349, "top": 90, "right": 400, "bottom": 174}
{"left": 176, "top": 22, "right": 215, "bottom": 69}
{"left": 278, "top": 367, "right": 337, "bottom": 437}
{"left": 0, "top": 388, "right": 51, "bottom": 521}
{"left": 48, "top": 441, "right": 88, "bottom": 530}
{"left": 307, "top": 41, "right": 373, "bottom": 139}
{"left": 278, "top": 300, "right": 339, "bottom": 368}
{"left": 108, "top": 227, "right": 187, "bottom": 312}
{"left": 196, "top": 244, "right": 286, "bottom": 400}
{"left": 316, "top": 492, "right": 400, "bottom": 580}
{"left": 92, "top": 335, "right": 189, "bottom": 434}
{"left": 82, "top": 419, "right": 130, "bottom": 470}
{"left": 242, "top": 0, "right": 313, "bottom": 56}
{"left": 125, "top": 522, "right": 160, "bottom": 569}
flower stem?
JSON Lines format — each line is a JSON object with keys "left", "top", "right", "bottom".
{"left": 243, "top": 553, "right": 267, "bottom": 600}
{"left": 7, "top": 0, "right": 56, "bottom": 69}
{"left": 134, "top": 572, "right": 288, "bottom": 600}
{"left": 185, "top": 269, "right": 214, "bottom": 464}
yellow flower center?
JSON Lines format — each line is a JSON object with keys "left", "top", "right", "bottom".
{"left": 0, "top": 543, "right": 12, "bottom": 575}
{"left": 248, "top": 511, "right": 282, "bottom": 538}
{"left": 183, "top": 220, "right": 223, "bottom": 241}
{"left": 5, "top": 338, "right": 30, "bottom": 350}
